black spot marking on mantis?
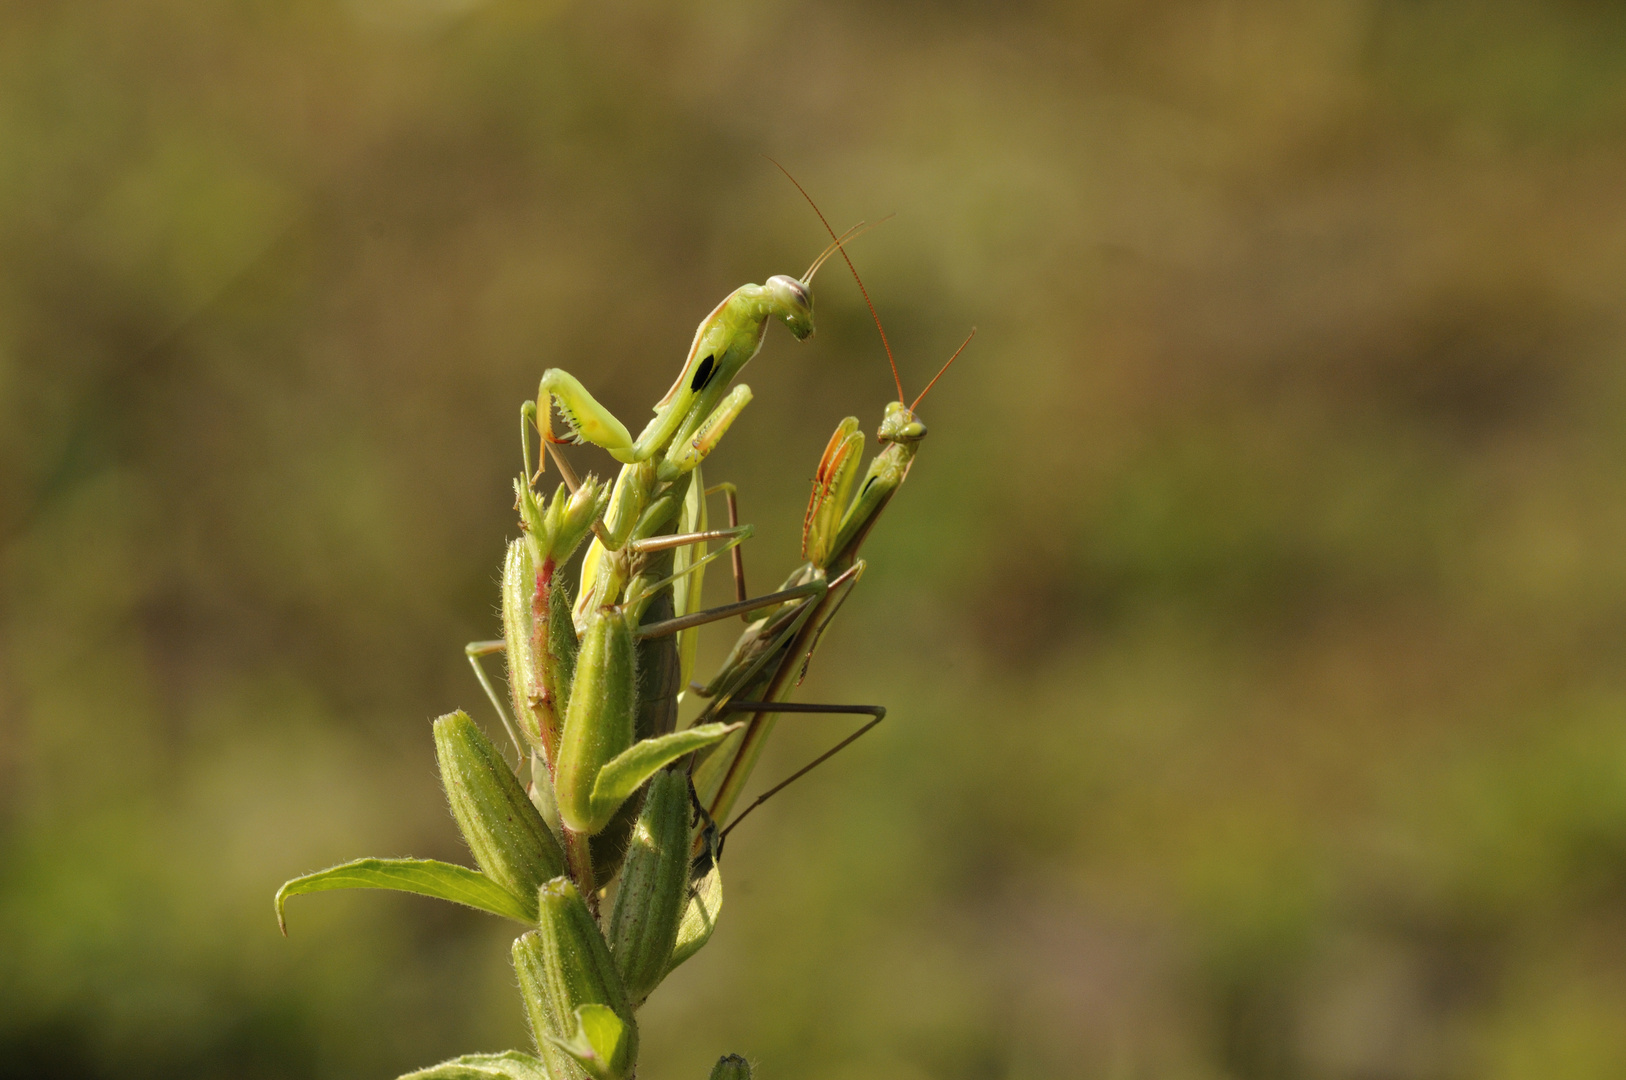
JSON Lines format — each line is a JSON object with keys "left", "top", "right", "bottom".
{"left": 690, "top": 354, "right": 716, "bottom": 393}
{"left": 861, "top": 475, "right": 878, "bottom": 495}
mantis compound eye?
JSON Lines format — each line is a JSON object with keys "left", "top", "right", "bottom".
{"left": 879, "top": 417, "right": 927, "bottom": 444}
{"left": 768, "top": 273, "right": 810, "bottom": 308}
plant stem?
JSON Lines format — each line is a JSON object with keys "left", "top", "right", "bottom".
{"left": 563, "top": 826, "right": 597, "bottom": 915}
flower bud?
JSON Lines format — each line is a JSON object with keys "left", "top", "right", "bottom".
{"left": 513, "top": 878, "right": 637, "bottom": 1080}
{"left": 519, "top": 477, "right": 609, "bottom": 569}
{"left": 557, "top": 477, "right": 611, "bottom": 560}
{"left": 434, "top": 711, "right": 565, "bottom": 919}
{"left": 607, "top": 769, "right": 690, "bottom": 1005}
{"left": 709, "top": 1054, "right": 752, "bottom": 1080}
{"left": 554, "top": 608, "right": 638, "bottom": 834}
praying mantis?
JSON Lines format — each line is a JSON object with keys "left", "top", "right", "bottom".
{"left": 473, "top": 171, "right": 970, "bottom": 875}
{"left": 685, "top": 315, "right": 972, "bottom": 840}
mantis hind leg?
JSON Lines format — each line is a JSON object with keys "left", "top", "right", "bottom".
{"left": 464, "top": 640, "right": 527, "bottom": 763}
{"left": 704, "top": 483, "right": 749, "bottom": 607}
{"left": 696, "top": 701, "right": 888, "bottom": 851}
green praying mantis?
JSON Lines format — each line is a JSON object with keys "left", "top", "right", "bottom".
{"left": 503, "top": 172, "right": 969, "bottom": 878}
{"left": 687, "top": 385, "right": 959, "bottom": 837}
{"left": 685, "top": 331, "right": 972, "bottom": 841}
{"left": 467, "top": 171, "right": 970, "bottom": 881}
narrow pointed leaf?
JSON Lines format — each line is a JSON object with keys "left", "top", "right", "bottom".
{"left": 275, "top": 858, "right": 530, "bottom": 933}
{"left": 398, "top": 1050, "right": 557, "bottom": 1080}
{"left": 589, "top": 724, "right": 740, "bottom": 828}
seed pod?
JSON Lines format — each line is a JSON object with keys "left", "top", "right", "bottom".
{"left": 513, "top": 878, "right": 637, "bottom": 1080}
{"left": 607, "top": 769, "right": 690, "bottom": 1004}
{"left": 502, "top": 539, "right": 543, "bottom": 748}
{"left": 709, "top": 1054, "right": 752, "bottom": 1080}
{"left": 503, "top": 538, "right": 579, "bottom": 762}
{"left": 554, "top": 609, "right": 741, "bottom": 836}
{"left": 553, "top": 608, "right": 638, "bottom": 834}
{"left": 434, "top": 711, "right": 565, "bottom": 919}
{"left": 585, "top": 472, "right": 688, "bottom": 880}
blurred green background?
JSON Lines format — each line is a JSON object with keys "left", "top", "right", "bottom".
{"left": 5, "top": 1, "right": 1626, "bottom": 1077}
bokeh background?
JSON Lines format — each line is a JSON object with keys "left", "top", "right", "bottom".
{"left": 5, "top": 1, "right": 1626, "bottom": 1077}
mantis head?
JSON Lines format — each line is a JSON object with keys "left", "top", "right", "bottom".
{"left": 764, "top": 274, "right": 815, "bottom": 341}
{"left": 763, "top": 208, "right": 887, "bottom": 346}
{"left": 876, "top": 400, "right": 927, "bottom": 445}
{"left": 875, "top": 328, "right": 974, "bottom": 445}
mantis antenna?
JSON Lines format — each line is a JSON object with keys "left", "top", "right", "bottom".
{"left": 803, "top": 219, "right": 887, "bottom": 284}
{"left": 768, "top": 157, "right": 971, "bottom": 411}
{"left": 910, "top": 328, "right": 975, "bottom": 411}
{"left": 766, "top": 156, "right": 907, "bottom": 405}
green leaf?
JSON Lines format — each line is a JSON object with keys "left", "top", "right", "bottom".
{"left": 275, "top": 857, "right": 531, "bottom": 934}
{"left": 398, "top": 1051, "right": 557, "bottom": 1080}
{"left": 544, "top": 1005, "right": 630, "bottom": 1080}
{"left": 665, "top": 830, "right": 723, "bottom": 976}
{"left": 590, "top": 723, "right": 741, "bottom": 826}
